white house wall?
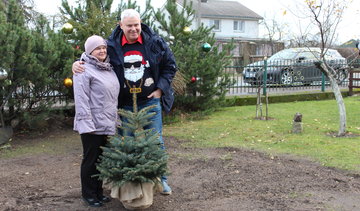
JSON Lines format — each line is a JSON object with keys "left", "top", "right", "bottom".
{"left": 199, "top": 18, "right": 260, "bottom": 39}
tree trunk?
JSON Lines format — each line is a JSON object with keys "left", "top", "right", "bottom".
{"left": 329, "top": 77, "right": 347, "bottom": 136}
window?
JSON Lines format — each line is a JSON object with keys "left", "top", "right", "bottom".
{"left": 233, "top": 20, "right": 244, "bottom": 32}
{"left": 209, "top": 19, "right": 220, "bottom": 31}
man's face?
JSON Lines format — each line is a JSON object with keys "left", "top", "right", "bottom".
{"left": 120, "top": 16, "right": 141, "bottom": 43}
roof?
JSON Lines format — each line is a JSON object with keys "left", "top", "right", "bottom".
{"left": 177, "top": 0, "right": 263, "bottom": 20}
{"left": 338, "top": 39, "right": 357, "bottom": 48}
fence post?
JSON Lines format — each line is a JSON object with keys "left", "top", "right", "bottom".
{"left": 349, "top": 69, "right": 353, "bottom": 96}
{"left": 263, "top": 58, "right": 267, "bottom": 96}
{"left": 321, "top": 72, "right": 325, "bottom": 92}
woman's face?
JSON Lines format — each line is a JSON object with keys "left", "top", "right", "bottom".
{"left": 91, "top": 45, "right": 107, "bottom": 62}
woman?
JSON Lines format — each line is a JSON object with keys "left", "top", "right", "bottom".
{"left": 73, "top": 35, "right": 120, "bottom": 207}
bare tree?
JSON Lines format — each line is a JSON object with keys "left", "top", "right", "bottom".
{"left": 287, "top": 33, "right": 322, "bottom": 48}
{"left": 261, "top": 14, "right": 287, "bottom": 54}
{"left": 304, "top": 0, "right": 349, "bottom": 136}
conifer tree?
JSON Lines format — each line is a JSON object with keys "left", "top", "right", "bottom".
{"left": 60, "top": 0, "right": 154, "bottom": 54}
{"left": 96, "top": 94, "right": 168, "bottom": 187}
{"left": 0, "top": 0, "right": 74, "bottom": 127}
{"left": 154, "top": 0, "right": 234, "bottom": 111}
{"left": 0, "top": 0, "right": 41, "bottom": 123}
{"left": 31, "top": 14, "right": 75, "bottom": 104}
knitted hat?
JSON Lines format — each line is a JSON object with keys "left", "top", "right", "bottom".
{"left": 84, "top": 35, "right": 107, "bottom": 55}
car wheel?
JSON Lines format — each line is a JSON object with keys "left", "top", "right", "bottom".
{"left": 280, "top": 69, "right": 293, "bottom": 85}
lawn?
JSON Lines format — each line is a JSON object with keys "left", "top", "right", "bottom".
{"left": 164, "top": 95, "right": 360, "bottom": 171}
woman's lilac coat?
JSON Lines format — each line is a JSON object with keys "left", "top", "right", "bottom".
{"left": 73, "top": 53, "right": 120, "bottom": 135}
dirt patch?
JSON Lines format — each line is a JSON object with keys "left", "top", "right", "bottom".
{"left": 1, "top": 128, "right": 360, "bottom": 211}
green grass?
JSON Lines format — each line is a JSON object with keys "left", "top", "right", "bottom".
{"left": 164, "top": 96, "right": 360, "bottom": 172}
{"left": 0, "top": 130, "right": 80, "bottom": 158}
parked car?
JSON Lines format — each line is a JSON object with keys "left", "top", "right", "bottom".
{"left": 242, "top": 47, "right": 349, "bottom": 85}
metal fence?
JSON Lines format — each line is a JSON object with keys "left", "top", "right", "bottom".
{"left": 3, "top": 61, "right": 360, "bottom": 108}
{"left": 224, "top": 59, "right": 360, "bottom": 96}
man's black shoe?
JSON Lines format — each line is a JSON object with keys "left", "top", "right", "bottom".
{"left": 98, "top": 195, "right": 111, "bottom": 203}
{"left": 82, "top": 197, "right": 103, "bottom": 207}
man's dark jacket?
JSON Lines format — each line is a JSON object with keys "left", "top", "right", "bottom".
{"left": 107, "top": 23, "right": 177, "bottom": 113}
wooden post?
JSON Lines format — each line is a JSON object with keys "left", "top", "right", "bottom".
{"left": 349, "top": 69, "right": 353, "bottom": 96}
{"left": 265, "top": 92, "right": 269, "bottom": 120}
{"left": 348, "top": 68, "right": 360, "bottom": 96}
{"left": 259, "top": 87, "right": 263, "bottom": 118}
{"left": 256, "top": 86, "right": 260, "bottom": 118}
{"left": 241, "top": 41, "right": 250, "bottom": 66}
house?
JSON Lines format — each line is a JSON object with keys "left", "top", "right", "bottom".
{"left": 335, "top": 39, "right": 359, "bottom": 66}
{"left": 339, "top": 39, "right": 358, "bottom": 48}
{"left": 176, "top": 0, "right": 284, "bottom": 65}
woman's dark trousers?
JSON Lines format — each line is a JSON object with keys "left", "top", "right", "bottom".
{"left": 80, "top": 133, "right": 107, "bottom": 199}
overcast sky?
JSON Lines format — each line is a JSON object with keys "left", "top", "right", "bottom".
{"left": 33, "top": 0, "right": 360, "bottom": 44}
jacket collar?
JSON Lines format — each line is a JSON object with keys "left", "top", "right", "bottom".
{"left": 107, "top": 23, "right": 154, "bottom": 48}
{"left": 121, "top": 34, "right": 143, "bottom": 46}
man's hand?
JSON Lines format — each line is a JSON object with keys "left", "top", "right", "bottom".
{"left": 72, "top": 61, "right": 85, "bottom": 74}
{"left": 147, "top": 88, "right": 162, "bottom": 99}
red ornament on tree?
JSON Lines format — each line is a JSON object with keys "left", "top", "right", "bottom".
{"left": 191, "top": 76, "right": 196, "bottom": 83}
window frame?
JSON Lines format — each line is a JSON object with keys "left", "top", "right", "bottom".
{"left": 209, "top": 19, "right": 221, "bottom": 31}
{"left": 233, "top": 20, "right": 245, "bottom": 32}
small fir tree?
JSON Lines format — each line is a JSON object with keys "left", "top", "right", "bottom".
{"left": 96, "top": 93, "right": 168, "bottom": 187}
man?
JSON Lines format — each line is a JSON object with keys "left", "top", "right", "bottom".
{"left": 72, "top": 9, "right": 177, "bottom": 195}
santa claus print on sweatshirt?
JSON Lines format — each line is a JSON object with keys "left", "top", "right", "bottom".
{"left": 121, "top": 50, "right": 155, "bottom": 106}
{"left": 124, "top": 50, "right": 149, "bottom": 82}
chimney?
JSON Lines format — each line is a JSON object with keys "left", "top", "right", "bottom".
{"left": 201, "top": 0, "right": 207, "bottom": 2}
